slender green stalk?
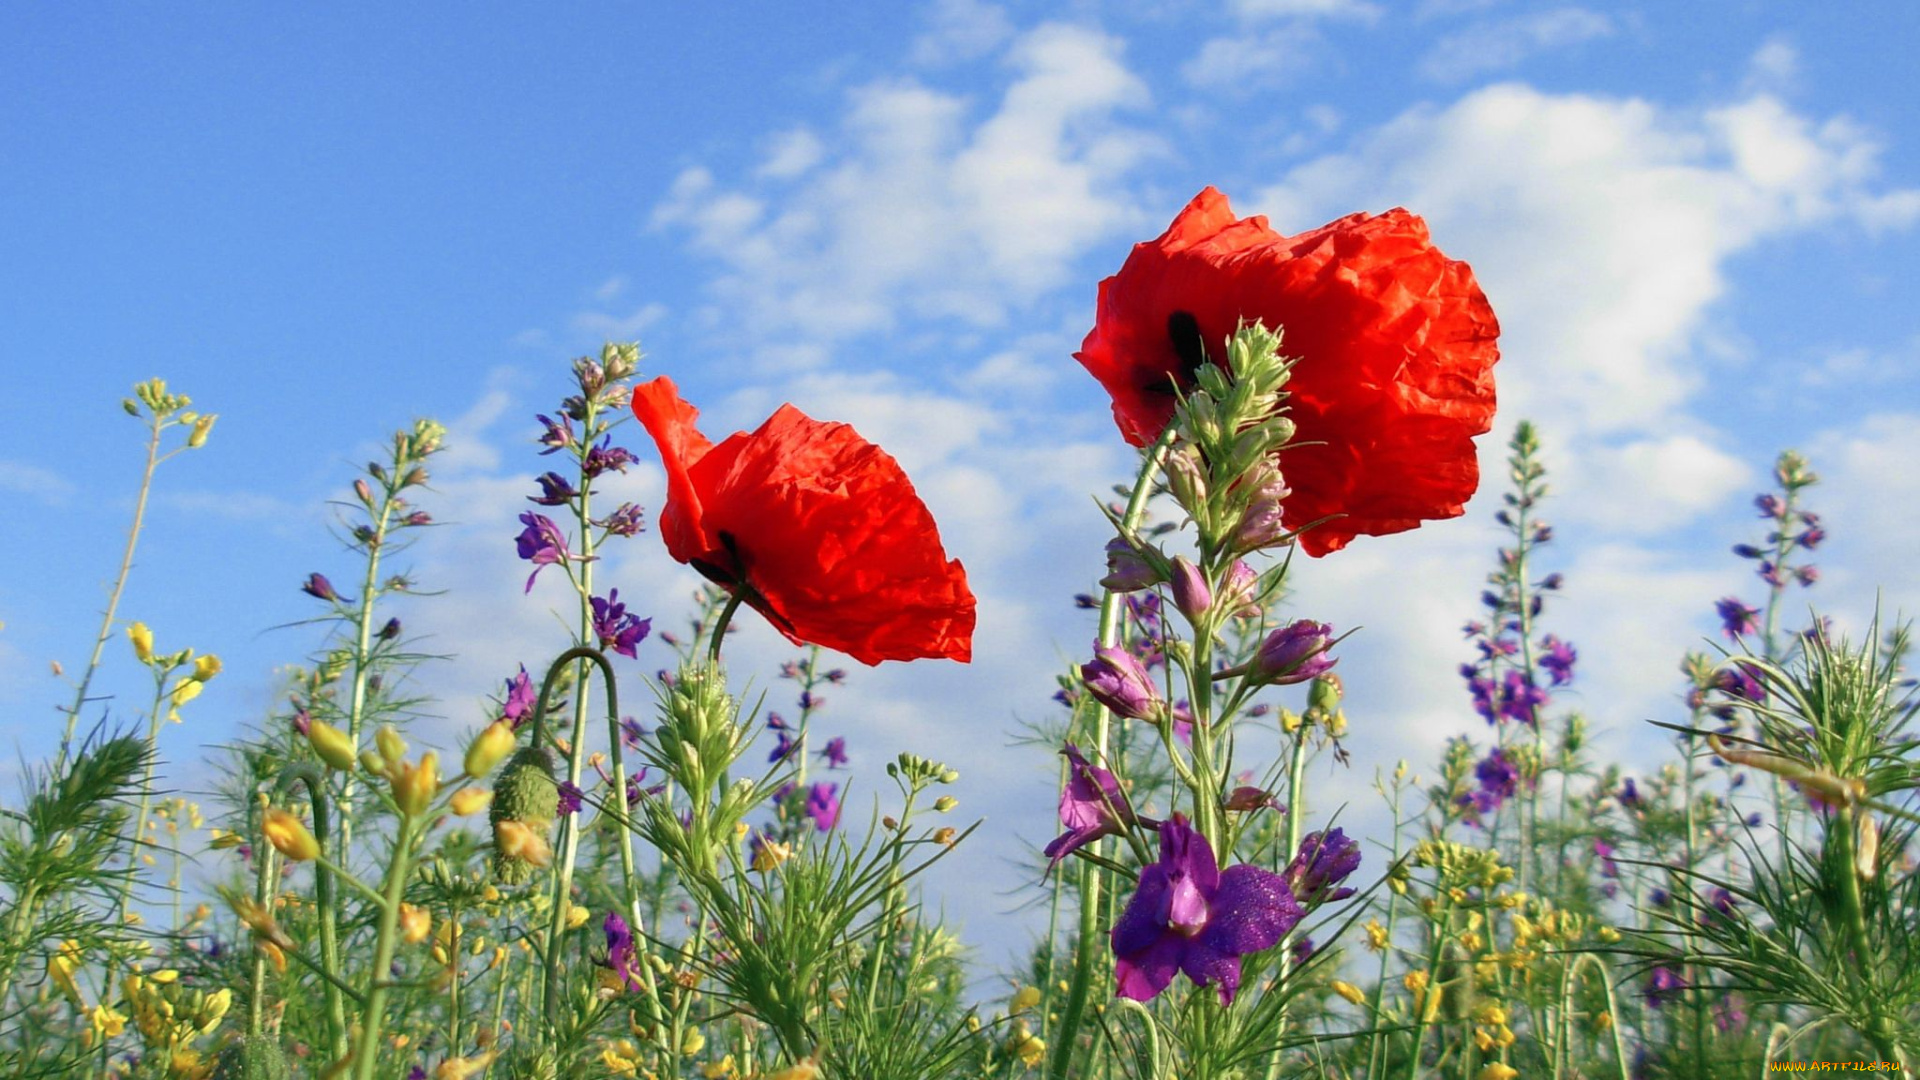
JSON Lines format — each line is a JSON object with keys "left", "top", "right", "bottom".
{"left": 1263, "top": 730, "right": 1312, "bottom": 1080}
{"left": 57, "top": 411, "right": 167, "bottom": 774}
{"left": 538, "top": 646, "right": 623, "bottom": 1027}
{"left": 338, "top": 492, "right": 398, "bottom": 859}
{"left": 348, "top": 814, "right": 418, "bottom": 1080}
{"left": 278, "top": 765, "right": 348, "bottom": 1064}
{"left": 114, "top": 675, "right": 173, "bottom": 921}
{"left": 1047, "top": 425, "right": 1174, "bottom": 1080}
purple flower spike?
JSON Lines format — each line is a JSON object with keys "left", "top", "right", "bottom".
{"left": 1499, "top": 670, "right": 1548, "bottom": 727}
{"left": 1081, "top": 642, "right": 1163, "bottom": 721}
{"left": 591, "top": 589, "right": 652, "bottom": 658}
{"left": 536, "top": 413, "right": 576, "bottom": 455}
{"left": 1242, "top": 621, "right": 1336, "bottom": 686}
{"left": 819, "top": 736, "right": 850, "bottom": 769}
{"left": 805, "top": 782, "right": 841, "bottom": 832}
{"left": 1044, "top": 744, "right": 1155, "bottom": 869}
{"left": 1715, "top": 596, "right": 1762, "bottom": 639}
{"left": 1111, "top": 815, "right": 1302, "bottom": 1005}
{"left": 302, "top": 572, "right": 348, "bottom": 603}
{"left": 1219, "top": 560, "right": 1261, "bottom": 618}
{"left": 1285, "top": 828, "right": 1361, "bottom": 904}
{"left": 515, "top": 512, "right": 572, "bottom": 593}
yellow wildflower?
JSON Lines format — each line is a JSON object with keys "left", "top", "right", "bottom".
{"left": 1478, "top": 1064, "right": 1518, "bottom": 1080}
{"left": 680, "top": 1027, "right": 706, "bottom": 1056}
{"left": 48, "top": 941, "right": 85, "bottom": 1006}
{"left": 450, "top": 787, "right": 492, "bottom": 815}
{"left": 568, "top": 905, "right": 590, "bottom": 930}
{"left": 1011, "top": 984, "right": 1041, "bottom": 1014}
{"left": 495, "top": 820, "right": 552, "bottom": 868}
{"left": 191, "top": 654, "right": 222, "bottom": 682}
{"left": 1364, "top": 919, "right": 1389, "bottom": 951}
{"left": 464, "top": 721, "right": 516, "bottom": 779}
{"left": 751, "top": 837, "right": 792, "bottom": 873}
{"left": 702, "top": 1056, "right": 737, "bottom": 1079}
{"left": 91, "top": 1003, "right": 128, "bottom": 1039}
{"left": 400, "top": 903, "right": 432, "bottom": 944}
{"left": 391, "top": 751, "right": 440, "bottom": 817}
{"left": 308, "top": 720, "right": 358, "bottom": 772}
{"left": 129, "top": 622, "right": 154, "bottom": 663}
{"left": 434, "top": 1050, "right": 498, "bottom": 1079}
{"left": 263, "top": 809, "right": 321, "bottom": 862}
{"left": 1332, "top": 980, "right": 1366, "bottom": 1006}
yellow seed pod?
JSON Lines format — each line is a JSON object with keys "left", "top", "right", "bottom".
{"left": 129, "top": 622, "right": 155, "bottom": 663}
{"left": 262, "top": 809, "right": 320, "bottom": 862}
{"left": 1332, "top": 981, "right": 1366, "bottom": 1006}
{"left": 308, "top": 720, "right": 359, "bottom": 772}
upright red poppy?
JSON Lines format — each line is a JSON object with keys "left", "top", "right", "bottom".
{"left": 631, "top": 377, "right": 975, "bottom": 665}
{"left": 1075, "top": 187, "right": 1500, "bottom": 556}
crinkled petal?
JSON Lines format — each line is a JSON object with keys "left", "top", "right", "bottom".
{"left": 632, "top": 378, "right": 976, "bottom": 665}
{"left": 1206, "top": 864, "right": 1301, "bottom": 958}
{"left": 1074, "top": 188, "right": 1499, "bottom": 556}
{"left": 1114, "top": 932, "right": 1184, "bottom": 1003}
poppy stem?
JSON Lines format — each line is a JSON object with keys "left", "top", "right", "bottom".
{"left": 708, "top": 588, "right": 748, "bottom": 665}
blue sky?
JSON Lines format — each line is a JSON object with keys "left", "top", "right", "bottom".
{"left": 4, "top": 2, "right": 1919, "bottom": 967}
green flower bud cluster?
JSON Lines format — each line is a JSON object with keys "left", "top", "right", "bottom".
{"left": 652, "top": 662, "right": 747, "bottom": 805}
{"left": 490, "top": 746, "right": 559, "bottom": 886}
{"left": 1166, "top": 323, "right": 1301, "bottom": 551}
{"left": 1413, "top": 839, "right": 1514, "bottom": 893}
{"left": 889, "top": 752, "right": 960, "bottom": 789}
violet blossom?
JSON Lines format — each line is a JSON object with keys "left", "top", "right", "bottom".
{"left": 1081, "top": 642, "right": 1163, "bottom": 721}
{"left": 502, "top": 666, "right": 537, "bottom": 729}
{"left": 1043, "top": 744, "right": 1154, "bottom": 869}
{"left": 600, "top": 912, "right": 644, "bottom": 992}
{"left": 804, "top": 782, "right": 841, "bottom": 832}
{"left": 819, "top": 737, "right": 849, "bottom": 769}
{"left": 1285, "top": 828, "right": 1361, "bottom": 904}
{"left": 590, "top": 589, "right": 652, "bottom": 658}
{"left": 515, "top": 512, "right": 578, "bottom": 593}
{"left": 1715, "top": 597, "right": 1761, "bottom": 640}
{"left": 1111, "top": 815, "right": 1302, "bottom": 1005}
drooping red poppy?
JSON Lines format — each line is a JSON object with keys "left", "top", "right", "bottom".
{"left": 1075, "top": 187, "right": 1500, "bottom": 556}
{"left": 631, "top": 377, "right": 975, "bottom": 665}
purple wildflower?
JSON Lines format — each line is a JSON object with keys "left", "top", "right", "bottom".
{"left": 556, "top": 781, "right": 583, "bottom": 816}
{"left": 290, "top": 708, "right": 312, "bottom": 738}
{"left": 582, "top": 436, "right": 637, "bottom": 478}
{"left": 1714, "top": 993, "right": 1748, "bottom": 1034}
{"left": 301, "top": 572, "right": 347, "bottom": 603}
{"left": 819, "top": 737, "right": 849, "bottom": 769}
{"left": 590, "top": 589, "right": 652, "bottom": 658}
{"left": 1715, "top": 596, "right": 1762, "bottom": 639}
{"left": 1799, "top": 526, "right": 1826, "bottom": 551}
{"left": 1795, "top": 565, "right": 1819, "bottom": 587}
{"left": 1044, "top": 744, "right": 1154, "bottom": 869}
{"left": 1539, "top": 635, "right": 1577, "bottom": 687}
{"left": 529, "top": 472, "right": 577, "bottom": 506}
{"left": 1237, "top": 621, "right": 1336, "bottom": 686}
{"left": 1618, "top": 777, "right": 1642, "bottom": 809}
{"left": 598, "top": 502, "right": 646, "bottom": 538}
{"left": 1099, "top": 537, "right": 1162, "bottom": 592}
{"left": 1081, "top": 643, "right": 1163, "bottom": 721}
{"left": 1499, "top": 670, "right": 1548, "bottom": 726}
{"left": 514, "top": 512, "right": 572, "bottom": 593}
{"left": 536, "top": 413, "right": 576, "bottom": 455}
{"left": 502, "top": 666, "right": 537, "bottom": 729}
{"left": 1111, "top": 815, "right": 1302, "bottom": 1005}
{"left": 768, "top": 731, "right": 798, "bottom": 764}
{"left": 600, "top": 912, "right": 644, "bottom": 992}
{"left": 1755, "top": 493, "right": 1783, "bottom": 518}
{"left": 1646, "top": 966, "right": 1687, "bottom": 1009}
{"left": 619, "top": 716, "right": 646, "bottom": 750}
{"left": 1593, "top": 838, "right": 1620, "bottom": 880}
{"left": 1170, "top": 556, "right": 1212, "bottom": 625}
{"left": 804, "top": 783, "right": 841, "bottom": 832}
{"left": 1291, "top": 936, "right": 1316, "bottom": 965}
{"left": 1285, "top": 828, "right": 1361, "bottom": 904}
{"left": 1218, "top": 560, "right": 1261, "bottom": 618}
{"left": 1473, "top": 748, "right": 1521, "bottom": 816}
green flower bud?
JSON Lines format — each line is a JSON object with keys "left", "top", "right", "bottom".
{"left": 490, "top": 746, "right": 559, "bottom": 885}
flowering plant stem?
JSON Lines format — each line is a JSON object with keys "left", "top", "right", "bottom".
{"left": 347, "top": 813, "right": 418, "bottom": 1080}
{"left": 338, "top": 481, "right": 399, "bottom": 859}
{"left": 276, "top": 765, "right": 348, "bottom": 1063}
{"left": 1047, "top": 423, "right": 1176, "bottom": 1080}
{"left": 56, "top": 407, "right": 166, "bottom": 774}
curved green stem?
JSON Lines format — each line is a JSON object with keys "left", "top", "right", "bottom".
{"left": 275, "top": 765, "right": 348, "bottom": 1063}
{"left": 537, "top": 645, "right": 623, "bottom": 1027}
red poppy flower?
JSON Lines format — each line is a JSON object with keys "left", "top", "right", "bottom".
{"left": 631, "top": 377, "right": 975, "bottom": 665}
{"left": 1075, "top": 187, "right": 1500, "bottom": 556}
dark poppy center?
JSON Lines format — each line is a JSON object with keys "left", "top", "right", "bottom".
{"left": 1144, "top": 310, "right": 1209, "bottom": 396}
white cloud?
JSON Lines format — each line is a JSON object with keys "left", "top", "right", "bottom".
{"left": 0, "top": 460, "right": 74, "bottom": 504}
{"left": 1231, "top": 0, "right": 1380, "bottom": 20}
{"left": 650, "top": 23, "right": 1155, "bottom": 364}
{"left": 1182, "top": 24, "right": 1328, "bottom": 92}
{"left": 1559, "top": 433, "right": 1752, "bottom": 535}
{"left": 1419, "top": 8, "right": 1615, "bottom": 84}
{"left": 1809, "top": 412, "right": 1920, "bottom": 612}
{"left": 1256, "top": 85, "right": 1920, "bottom": 446}
{"left": 912, "top": 0, "right": 1015, "bottom": 66}
{"left": 757, "top": 128, "right": 826, "bottom": 180}
{"left": 1745, "top": 36, "right": 1799, "bottom": 95}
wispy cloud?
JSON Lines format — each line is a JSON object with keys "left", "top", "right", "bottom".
{"left": 1419, "top": 8, "right": 1615, "bottom": 84}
